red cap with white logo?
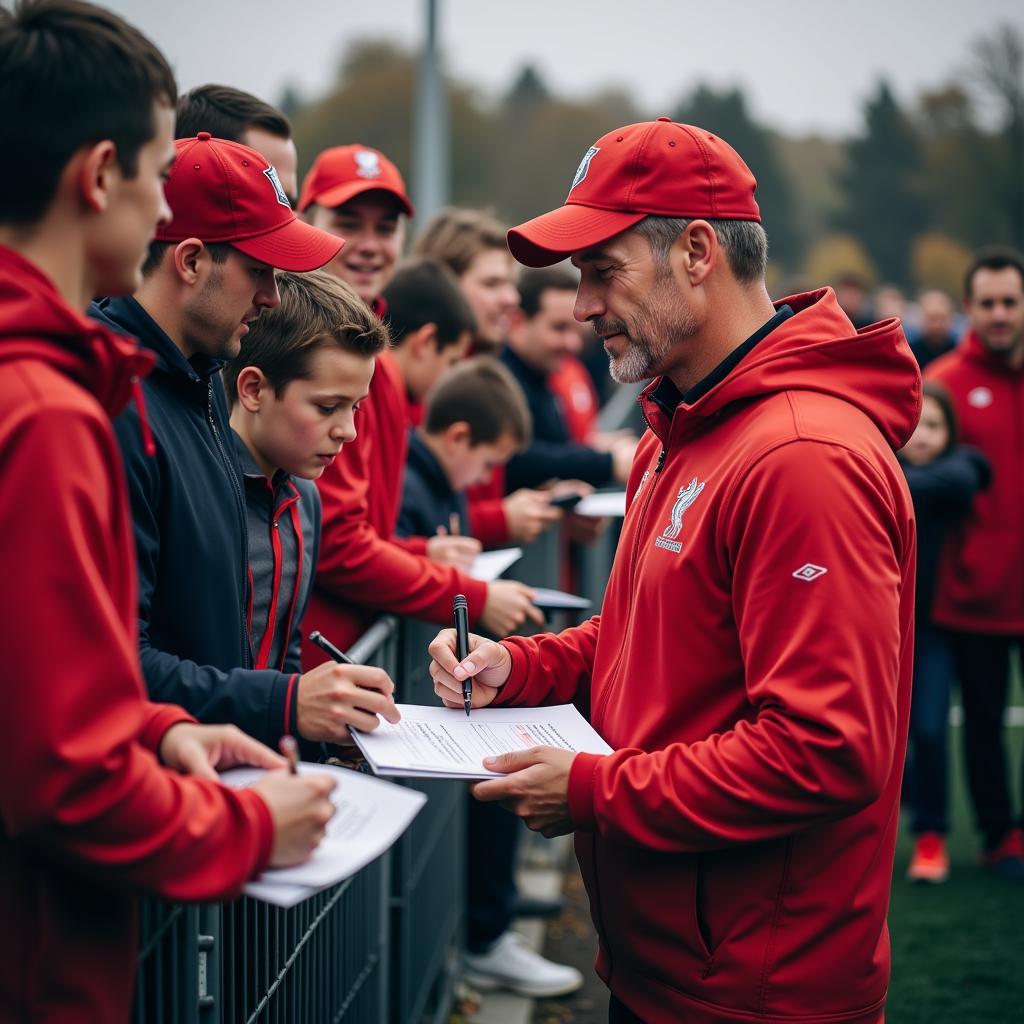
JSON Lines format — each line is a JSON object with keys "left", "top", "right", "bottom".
{"left": 156, "top": 133, "right": 344, "bottom": 272}
{"left": 298, "top": 144, "right": 414, "bottom": 217}
{"left": 507, "top": 117, "right": 760, "bottom": 268}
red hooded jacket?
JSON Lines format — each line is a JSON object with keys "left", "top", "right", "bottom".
{"left": 0, "top": 246, "right": 273, "bottom": 1023}
{"left": 497, "top": 290, "right": 919, "bottom": 1023}
{"left": 926, "top": 332, "right": 1024, "bottom": 633}
{"left": 302, "top": 349, "right": 488, "bottom": 663}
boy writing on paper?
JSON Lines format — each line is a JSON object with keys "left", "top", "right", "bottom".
{"left": 396, "top": 358, "right": 531, "bottom": 542}
{"left": 223, "top": 269, "right": 402, "bottom": 747}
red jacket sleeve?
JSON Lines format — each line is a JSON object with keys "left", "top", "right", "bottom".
{"left": 466, "top": 470, "right": 510, "bottom": 548}
{"left": 0, "top": 399, "right": 273, "bottom": 899}
{"left": 314, "top": 406, "right": 488, "bottom": 624}
{"left": 567, "top": 440, "right": 909, "bottom": 850}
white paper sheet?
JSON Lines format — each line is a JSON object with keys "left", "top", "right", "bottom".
{"left": 530, "top": 587, "right": 592, "bottom": 610}
{"left": 469, "top": 547, "right": 523, "bottom": 581}
{"left": 351, "top": 704, "right": 613, "bottom": 780}
{"left": 219, "top": 762, "right": 426, "bottom": 905}
{"left": 574, "top": 491, "right": 627, "bottom": 518}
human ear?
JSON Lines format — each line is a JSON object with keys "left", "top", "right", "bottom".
{"left": 172, "top": 239, "right": 206, "bottom": 285}
{"left": 77, "top": 141, "right": 119, "bottom": 213}
{"left": 675, "top": 220, "right": 717, "bottom": 287}
{"left": 235, "top": 366, "right": 268, "bottom": 413}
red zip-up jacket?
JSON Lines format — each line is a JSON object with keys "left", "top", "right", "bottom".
{"left": 926, "top": 332, "right": 1024, "bottom": 633}
{"left": 302, "top": 349, "right": 488, "bottom": 663}
{"left": 0, "top": 246, "right": 274, "bottom": 1023}
{"left": 496, "top": 289, "right": 919, "bottom": 1023}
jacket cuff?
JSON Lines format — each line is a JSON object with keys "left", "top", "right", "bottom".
{"left": 268, "top": 671, "right": 296, "bottom": 749}
{"left": 468, "top": 499, "right": 509, "bottom": 548}
{"left": 394, "top": 534, "right": 429, "bottom": 556}
{"left": 463, "top": 577, "right": 490, "bottom": 623}
{"left": 568, "top": 751, "right": 602, "bottom": 832}
{"left": 140, "top": 703, "right": 197, "bottom": 754}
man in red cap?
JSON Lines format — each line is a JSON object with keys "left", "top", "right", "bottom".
{"left": 297, "top": 146, "right": 541, "bottom": 659}
{"left": 93, "top": 134, "right": 400, "bottom": 758}
{"left": 429, "top": 118, "right": 920, "bottom": 1023}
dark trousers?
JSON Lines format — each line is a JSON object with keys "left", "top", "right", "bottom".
{"left": 906, "top": 622, "right": 955, "bottom": 834}
{"left": 609, "top": 994, "right": 645, "bottom": 1023}
{"left": 950, "top": 630, "right": 1024, "bottom": 850}
{"left": 466, "top": 794, "right": 520, "bottom": 952}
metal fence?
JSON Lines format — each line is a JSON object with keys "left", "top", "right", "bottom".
{"left": 131, "top": 400, "right": 638, "bottom": 1022}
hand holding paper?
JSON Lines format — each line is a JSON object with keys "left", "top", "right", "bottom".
{"left": 473, "top": 746, "right": 577, "bottom": 839}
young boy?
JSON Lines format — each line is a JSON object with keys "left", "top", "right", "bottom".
{"left": 0, "top": 3, "right": 334, "bottom": 1019}
{"left": 222, "top": 269, "right": 400, "bottom": 743}
{"left": 397, "top": 358, "right": 530, "bottom": 540}
{"left": 302, "top": 256, "right": 542, "bottom": 664}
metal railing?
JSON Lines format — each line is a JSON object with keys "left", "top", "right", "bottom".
{"left": 133, "top": 494, "right": 625, "bottom": 1023}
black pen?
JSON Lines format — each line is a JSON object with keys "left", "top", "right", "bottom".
{"left": 453, "top": 594, "right": 472, "bottom": 717}
{"left": 308, "top": 630, "right": 356, "bottom": 665}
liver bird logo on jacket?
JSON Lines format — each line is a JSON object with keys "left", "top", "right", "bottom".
{"left": 655, "top": 478, "right": 705, "bottom": 553}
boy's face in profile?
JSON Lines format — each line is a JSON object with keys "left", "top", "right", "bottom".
{"left": 448, "top": 428, "right": 520, "bottom": 492}
{"left": 251, "top": 345, "right": 374, "bottom": 479}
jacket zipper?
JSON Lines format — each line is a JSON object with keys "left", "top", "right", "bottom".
{"left": 591, "top": 408, "right": 669, "bottom": 727}
{"left": 207, "top": 380, "right": 252, "bottom": 669}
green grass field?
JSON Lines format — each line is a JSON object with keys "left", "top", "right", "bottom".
{"left": 886, "top": 721, "right": 1024, "bottom": 1022}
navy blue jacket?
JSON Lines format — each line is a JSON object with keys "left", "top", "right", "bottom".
{"left": 900, "top": 446, "right": 990, "bottom": 622}
{"left": 94, "top": 297, "right": 302, "bottom": 750}
{"left": 501, "top": 346, "right": 614, "bottom": 491}
{"left": 396, "top": 429, "right": 468, "bottom": 538}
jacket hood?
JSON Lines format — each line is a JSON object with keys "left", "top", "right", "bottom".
{"left": 645, "top": 287, "right": 921, "bottom": 452}
{"left": 0, "top": 245, "right": 154, "bottom": 419}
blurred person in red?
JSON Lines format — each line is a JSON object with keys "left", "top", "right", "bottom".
{"left": 414, "top": 208, "right": 564, "bottom": 547}
{"left": 297, "top": 147, "right": 542, "bottom": 657}
{"left": 0, "top": 3, "right": 335, "bottom": 1020}
{"left": 430, "top": 118, "right": 919, "bottom": 1024}
{"left": 926, "top": 247, "right": 1024, "bottom": 880}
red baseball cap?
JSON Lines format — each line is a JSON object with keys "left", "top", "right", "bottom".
{"left": 156, "top": 133, "right": 344, "bottom": 272}
{"left": 298, "top": 144, "right": 414, "bottom": 217}
{"left": 507, "top": 117, "right": 761, "bottom": 268}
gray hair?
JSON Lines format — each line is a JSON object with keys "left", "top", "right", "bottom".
{"left": 632, "top": 216, "right": 768, "bottom": 283}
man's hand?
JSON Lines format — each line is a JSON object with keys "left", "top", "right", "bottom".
{"left": 502, "top": 489, "right": 562, "bottom": 544}
{"left": 481, "top": 580, "right": 545, "bottom": 637}
{"left": 609, "top": 435, "right": 639, "bottom": 484}
{"left": 426, "top": 533, "right": 482, "bottom": 570}
{"left": 472, "top": 747, "right": 577, "bottom": 838}
{"left": 563, "top": 511, "right": 609, "bottom": 545}
{"left": 159, "top": 722, "right": 285, "bottom": 782}
{"left": 297, "top": 663, "right": 401, "bottom": 744}
{"left": 251, "top": 770, "right": 337, "bottom": 867}
{"left": 428, "top": 628, "right": 513, "bottom": 709}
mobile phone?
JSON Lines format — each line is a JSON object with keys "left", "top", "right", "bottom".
{"left": 548, "top": 492, "right": 584, "bottom": 511}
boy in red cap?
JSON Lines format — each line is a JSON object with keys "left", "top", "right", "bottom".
{"left": 430, "top": 118, "right": 919, "bottom": 1024}
{"left": 0, "top": 3, "right": 335, "bottom": 1020}
{"left": 297, "top": 147, "right": 540, "bottom": 660}
{"left": 93, "top": 133, "right": 399, "bottom": 757}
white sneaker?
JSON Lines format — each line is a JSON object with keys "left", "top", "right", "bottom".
{"left": 463, "top": 930, "right": 584, "bottom": 998}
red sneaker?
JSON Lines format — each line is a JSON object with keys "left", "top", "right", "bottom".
{"left": 907, "top": 832, "right": 949, "bottom": 883}
{"left": 982, "top": 827, "right": 1024, "bottom": 881}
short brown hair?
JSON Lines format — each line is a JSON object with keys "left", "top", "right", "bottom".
{"left": 0, "top": 0, "right": 177, "bottom": 225}
{"left": 518, "top": 266, "right": 579, "bottom": 319}
{"left": 223, "top": 269, "right": 389, "bottom": 406}
{"left": 383, "top": 258, "right": 476, "bottom": 351}
{"left": 423, "top": 357, "right": 531, "bottom": 447}
{"left": 412, "top": 207, "right": 510, "bottom": 277}
{"left": 175, "top": 84, "right": 291, "bottom": 143}
{"left": 964, "top": 246, "right": 1024, "bottom": 300}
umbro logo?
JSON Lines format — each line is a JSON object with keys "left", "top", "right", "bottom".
{"left": 792, "top": 563, "right": 828, "bottom": 582}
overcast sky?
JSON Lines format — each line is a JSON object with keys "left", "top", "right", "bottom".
{"left": 111, "top": 0, "right": 1021, "bottom": 137}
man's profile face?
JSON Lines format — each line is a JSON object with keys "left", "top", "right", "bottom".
{"left": 514, "top": 288, "right": 584, "bottom": 376}
{"left": 183, "top": 247, "right": 280, "bottom": 361}
{"left": 966, "top": 267, "right": 1024, "bottom": 358}
{"left": 90, "top": 101, "right": 175, "bottom": 297}
{"left": 309, "top": 192, "right": 405, "bottom": 302}
{"left": 572, "top": 229, "right": 697, "bottom": 384}
{"left": 242, "top": 127, "right": 298, "bottom": 207}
